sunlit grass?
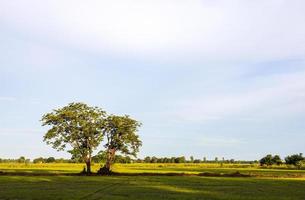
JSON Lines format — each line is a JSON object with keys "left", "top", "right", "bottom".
{"left": 1, "top": 163, "right": 305, "bottom": 199}
{"left": 1, "top": 163, "right": 305, "bottom": 178}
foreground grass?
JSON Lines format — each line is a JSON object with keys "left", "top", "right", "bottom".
{"left": 1, "top": 163, "right": 305, "bottom": 199}
{"left": 0, "top": 175, "right": 305, "bottom": 200}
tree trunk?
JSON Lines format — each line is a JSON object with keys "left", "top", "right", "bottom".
{"left": 85, "top": 154, "right": 92, "bottom": 174}
{"left": 86, "top": 160, "right": 91, "bottom": 174}
{"left": 98, "top": 148, "right": 115, "bottom": 175}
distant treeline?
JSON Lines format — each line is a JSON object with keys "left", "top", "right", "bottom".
{"left": 0, "top": 157, "right": 72, "bottom": 164}
{"left": 1, "top": 153, "right": 304, "bottom": 167}
{"left": 259, "top": 153, "right": 305, "bottom": 168}
{"left": 0, "top": 155, "right": 256, "bottom": 164}
{"left": 134, "top": 156, "right": 257, "bottom": 164}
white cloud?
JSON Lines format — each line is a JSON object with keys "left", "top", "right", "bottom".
{"left": 171, "top": 69, "right": 305, "bottom": 122}
{"left": 0, "top": 0, "right": 304, "bottom": 61}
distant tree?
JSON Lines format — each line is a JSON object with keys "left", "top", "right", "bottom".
{"left": 99, "top": 115, "right": 142, "bottom": 174}
{"left": 193, "top": 159, "right": 201, "bottom": 163}
{"left": 285, "top": 153, "right": 304, "bottom": 166}
{"left": 41, "top": 102, "right": 106, "bottom": 174}
{"left": 46, "top": 157, "right": 56, "bottom": 163}
{"left": 203, "top": 157, "right": 207, "bottom": 162}
{"left": 215, "top": 157, "right": 218, "bottom": 162}
{"left": 295, "top": 160, "right": 305, "bottom": 169}
{"left": 124, "top": 156, "right": 132, "bottom": 163}
{"left": 151, "top": 156, "right": 158, "bottom": 163}
{"left": 259, "top": 154, "right": 282, "bottom": 166}
{"left": 190, "top": 156, "right": 194, "bottom": 163}
{"left": 259, "top": 154, "right": 273, "bottom": 166}
{"left": 175, "top": 156, "right": 186, "bottom": 163}
{"left": 92, "top": 151, "right": 107, "bottom": 163}
{"left": 144, "top": 156, "right": 151, "bottom": 163}
{"left": 272, "top": 155, "right": 282, "bottom": 165}
{"left": 69, "top": 149, "right": 83, "bottom": 163}
{"left": 114, "top": 155, "right": 132, "bottom": 163}
{"left": 18, "top": 156, "right": 26, "bottom": 163}
{"left": 33, "top": 157, "right": 45, "bottom": 164}
{"left": 180, "top": 156, "right": 186, "bottom": 163}
{"left": 55, "top": 158, "right": 67, "bottom": 163}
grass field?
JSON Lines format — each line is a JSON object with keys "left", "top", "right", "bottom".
{"left": 1, "top": 163, "right": 305, "bottom": 177}
{"left": 1, "top": 163, "right": 305, "bottom": 199}
{"left": 1, "top": 176, "right": 305, "bottom": 200}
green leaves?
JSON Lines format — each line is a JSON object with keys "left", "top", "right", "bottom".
{"left": 41, "top": 102, "right": 107, "bottom": 162}
{"left": 104, "top": 115, "right": 142, "bottom": 157}
{"left": 41, "top": 102, "right": 142, "bottom": 173}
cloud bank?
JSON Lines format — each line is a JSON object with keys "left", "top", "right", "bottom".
{"left": 1, "top": 0, "right": 305, "bottom": 61}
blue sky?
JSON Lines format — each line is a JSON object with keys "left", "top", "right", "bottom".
{"left": 1, "top": 0, "right": 305, "bottom": 160}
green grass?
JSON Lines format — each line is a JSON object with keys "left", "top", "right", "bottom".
{"left": 0, "top": 175, "right": 305, "bottom": 200}
{"left": 0, "top": 163, "right": 93, "bottom": 174}
{"left": 113, "top": 163, "right": 305, "bottom": 177}
{"left": 1, "top": 163, "right": 305, "bottom": 177}
{"left": 1, "top": 163, "right": 305, "bottom": 199}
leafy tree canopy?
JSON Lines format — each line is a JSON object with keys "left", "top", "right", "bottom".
{"left": 99, "top": 115, "right": 142, "bottom": 174}
{"left": 285, "top": 153, "right": 304, "bottom": 166}
{"left": 41, "top": 102, "right": 106, "bottom": 173}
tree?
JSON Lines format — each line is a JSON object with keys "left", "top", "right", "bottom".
{"left": 33, "top": 157, "right": 45, "bottom": 164}
{"left": 41, "top": 102, "right": 106, "bottom": 174}
{"left": 272, "top": 155, "right": 282, "bottom": 165}
{"left": 295, "top": 160, "right": 305, "bottom": 169}
{"left": 285, "top": 153, "right": 304, "bottom": 166}
{"left": 174, "top": 156, "right": 186, "bottom": 163}
{"left": 259, "top": 154, "right": 273, "bottom": 166}
{"left": 151, "top": 156, "right": 158, "bottom": 163}
{"left": 99, "top": 115, "right": 142, "bottom": 174}
{"left": 46, "top": 157, "right": 56, "bottom": 163}
{"left": 17, "top": 156, "right": 26, "bottom": 163}
{"left": 114, "top": 155, "right": 132, "bottom": 163}
{"left": 259, "top": 154, "right": 282, "bottom": 166}
{"left": 144, "top": 156, "right": 151, "bottom": 163}
{"left": 92, "top": 151, "right": 107, "bottom": 163}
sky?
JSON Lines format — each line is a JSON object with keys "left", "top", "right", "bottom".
{"left": 0, "top": 0, "right": 305, "bottom": 160}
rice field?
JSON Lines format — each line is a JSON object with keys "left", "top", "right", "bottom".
{"left": 1, "top": 163, "right": 304, "bottom": 177}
